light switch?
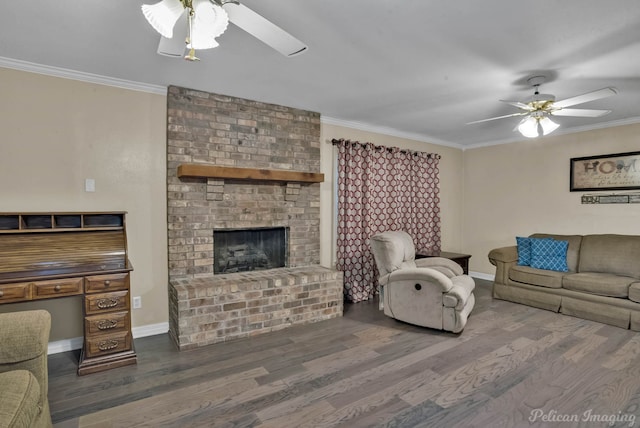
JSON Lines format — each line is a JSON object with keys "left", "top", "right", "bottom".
{"left": 85, "top": 178, "right": 95, "bottom": 192}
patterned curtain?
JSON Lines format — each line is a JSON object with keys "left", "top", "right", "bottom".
{"left": 333, "top": 138, "right": 441, "bottom": 303}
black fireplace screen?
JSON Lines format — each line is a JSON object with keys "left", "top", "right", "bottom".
{"left": 213, "top": 227, "right": 288, "bottom": 274}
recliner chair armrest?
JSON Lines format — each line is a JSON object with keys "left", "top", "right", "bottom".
{"left": 443, "top": 275, "right": 475, "bottom": 310}
{"left": 388, "top": 267, "right": 453, "bottom": 292}
{"left": 415, "top": 257, "right": 463, "bottom": 277}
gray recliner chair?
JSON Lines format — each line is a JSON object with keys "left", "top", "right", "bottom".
{"left": 370, "top": 230, "right": 475, "bottom": 333}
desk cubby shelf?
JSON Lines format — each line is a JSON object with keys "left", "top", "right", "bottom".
{"left": 0, "top": 213, "right": 124, "bottom": 233}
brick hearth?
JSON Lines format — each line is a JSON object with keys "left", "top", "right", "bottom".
{"left": 166, "top": 86, "right": 343, "bottom": 348}
{"left": 169, "top": 266, "right": 342, "bottom": 349}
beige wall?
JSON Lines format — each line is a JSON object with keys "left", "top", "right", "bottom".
{"left": 0, "top": 68, "right": 167, "bottom": 341}
{"left": 319, "top": 123, "right": 465, "bottom": 267}
{"left": 9, "top": 66, "right": 636, "bottom": 343}
{"left": 464, "top": 123, "right": 640, "bottom": 276}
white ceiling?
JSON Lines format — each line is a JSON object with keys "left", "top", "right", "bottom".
{"left": 1, "top": 0, "right": 640, "bottom": 148}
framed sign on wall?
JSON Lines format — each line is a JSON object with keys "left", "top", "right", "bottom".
{"left": 570, "top": 151, "right": 640, "bottom": 192}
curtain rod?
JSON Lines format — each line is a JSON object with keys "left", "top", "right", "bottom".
{"left": 331, "top": 138, "right": 441, "bottom": 159}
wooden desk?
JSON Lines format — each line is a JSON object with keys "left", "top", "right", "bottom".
{"left": 416, "top": 251, "right": 471, "bottom": 274}
{"left": 0, "top": 212, "right": 136, "bottom": 375}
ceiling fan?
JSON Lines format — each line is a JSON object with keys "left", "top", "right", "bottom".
{"left": 141, "top": 0, "right": 308, "bottom": 61}
{"left": 467, "top": 76, "right": 618, "bottom": 138}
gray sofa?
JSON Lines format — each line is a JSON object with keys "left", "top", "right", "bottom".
{"left": 489, "top": 233, "right": 640, "bottom": 330}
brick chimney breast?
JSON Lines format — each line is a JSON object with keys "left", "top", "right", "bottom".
{"left": 166, "top": 86, "right": 342, "bottom": 349}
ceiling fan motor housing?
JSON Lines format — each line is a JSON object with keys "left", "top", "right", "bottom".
{"left": 526, "top": 92, "right": 556, "bottom": 110}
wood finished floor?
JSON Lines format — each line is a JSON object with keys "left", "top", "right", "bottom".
{"left": 49, "top": 280, "right": 640, "bottom": 428}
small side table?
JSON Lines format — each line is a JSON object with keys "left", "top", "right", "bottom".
{"left": 416, "top": 251, "right": 471, "bottom": 274}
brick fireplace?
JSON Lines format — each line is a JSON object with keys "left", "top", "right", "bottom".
{"left": 166, "top": 86, "right": 343, "bottom": 350}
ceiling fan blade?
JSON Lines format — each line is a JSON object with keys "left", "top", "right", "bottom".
{"left": 157, "top": 10, "right": 188, "bottom": 57}
{"left": 466, "top": 112, "right": 527, "bottom": 125}
{"left": 551, "top": 108, "right": 612, "bottom": 117}
{"left": 500, "top": 100, "right": 534, "bottom": 111}
{"left": 553, "top": 87, "right": 617, "bottom": 109}
{"left": 223, "top": 2, "right": 307, "bottom": 57}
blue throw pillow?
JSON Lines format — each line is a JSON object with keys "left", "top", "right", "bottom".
{"left": 530, "top": 239, "right": 569, "bottom": 272}
{"left": 516, "top": 237, "right": 554, "bottom": 266}
{"left": 516, "top": 236, "right": 532, "bottom": 266}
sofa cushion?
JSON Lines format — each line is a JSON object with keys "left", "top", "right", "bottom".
{"left": 563, "top": 272, "right": 633, "bottom": 298}
{"left": 509, "top": 265, "right": 565, "bottom": 288}
{"left": 530, "top": 234, "right": 583, "bottom": 272}
{"left": 628, "top": 282, "right": 640, "bottom": 303}
{"left": 0, "top": 370, "right": 41, "bottom": 428}
{"left": 530, "top": 239, "right": 569, "bottom": 272}
{"left": 579, "top": 234, "right": 640, "bottom": 279}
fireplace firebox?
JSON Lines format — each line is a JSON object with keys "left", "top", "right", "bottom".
{"left": 213, "top": 227, "right": 288, "bottom": 274}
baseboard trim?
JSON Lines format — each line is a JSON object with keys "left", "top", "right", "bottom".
{"left": 133, "top": 322, "right": 170, "bottom": 338}
{"left": 47, "top": 337, "right": 84, "bottom": 355}
{"left": 47, "top": 322, "right": 170, "bottom": 355}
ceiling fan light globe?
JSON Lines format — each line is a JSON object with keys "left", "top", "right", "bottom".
{"left": 189, "top": 0, "right": 229, "bottom": 50}
{"left": 141, "top": 0, "right": 185, "bottom": 38}
{"left": 539, "top": 117, "right": 560, "bottom": 136}
{"left": 518, "top": 116, "right": 540, "bottom": 138}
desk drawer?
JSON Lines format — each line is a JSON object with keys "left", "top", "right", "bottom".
{"left": 85, "top": 290, "right": 129, "bottom": 315}
{"left": 85, "top": 273, "right": 129, "bottom": 294}
{"left": 84, "top": 331, "right": 131, "bottom": 358}
{"left": 33, "top": 277, "right": 83, "bottom": 299}
{"left": 85, "top": 311, "right": 130, "bottom": 336}
{"left": 0, "top": 282, "right": 31, "bottom": 303}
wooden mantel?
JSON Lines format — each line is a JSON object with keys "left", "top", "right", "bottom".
{"left": 177, "top": 164, "right": 324, "bottom": 183}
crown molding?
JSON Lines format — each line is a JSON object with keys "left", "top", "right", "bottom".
{"left": 0, "top": 56, "right": 167, "bottom": 95}
{"left": 321, "top": 116, "right": 464, "bottom": 150}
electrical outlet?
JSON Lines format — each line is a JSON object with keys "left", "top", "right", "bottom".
{"left": 133, "top": 296, "right": 142, "bottom": 309}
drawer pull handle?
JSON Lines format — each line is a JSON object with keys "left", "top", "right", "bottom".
{"left": 104, "top": 280, "right": 111, "bottom": 287}
{"left": 97, "top": 319, "right": 118, "bottom": 330}
{"left": 96, "top": 298, "right": 119, "bottom": 309}
{"left": 98, "top": 340, "right": 119, "bottom": 351}
{"left": 54, "top": 285, "right": 62, "bottom": 291}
